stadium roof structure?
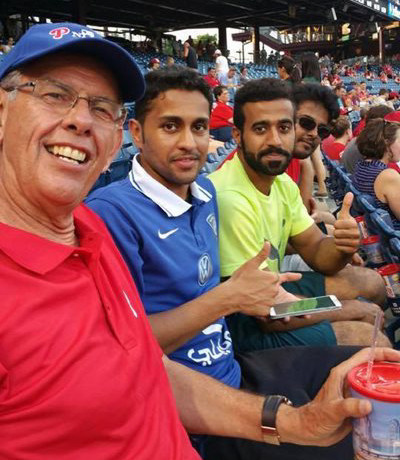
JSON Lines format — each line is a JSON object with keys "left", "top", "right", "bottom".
{"left": 3, "top": 0, "right": 393, "bottom": 34}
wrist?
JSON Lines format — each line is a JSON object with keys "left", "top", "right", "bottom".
{"left": 275, "top": 402, "right": 300, "bottom": 444}
{"left": 213, "top": 280, "right": 240, "bottom": 316}
{"left": 261, "top": 395, "right": 293, "bottom": 445}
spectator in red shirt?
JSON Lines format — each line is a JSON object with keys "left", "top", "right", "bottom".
{"left": 380, "top": 71, "right": 388, "bottom": 84}
{"left": 324, "top": 116, "right": 352, "bottom": 161}
{"left": 203, "top": 67, "right": 220, "bottom": 88}
{"left": 330, "top": 72, "right": 342, "bottom": 86}
{"left": 353, "top": 107, "right": 367, "bottom": 137}
{"left": 210, "top": 85, "right": 233, "bottom": 142}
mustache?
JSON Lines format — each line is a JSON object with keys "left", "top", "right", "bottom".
{"left": 257, "top": 147, "right": 291, "bottom": 159}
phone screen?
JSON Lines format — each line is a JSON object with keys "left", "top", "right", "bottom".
{"left": 270, "top": 295, "right": 341, "bottom": 318}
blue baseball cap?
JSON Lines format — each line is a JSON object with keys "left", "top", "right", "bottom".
{"left": 0, "top": 22, "right": 145, "bottom": 103}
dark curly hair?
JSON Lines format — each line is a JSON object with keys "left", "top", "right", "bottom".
{"left": 135, "top": 67, "right": 213, "bottom": 124}
{"left": 356, "top": 118, "right": 399, "bottom": 159}
{"left": 233, "top": 78, "right": 294, "bottom": 131}
{"left": 213, "top": 85, "right": 228, "bottom": 100}
{"left": 293, "top": 83, "right": 340, "bottom": 122}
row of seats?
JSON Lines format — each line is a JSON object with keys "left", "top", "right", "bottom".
{"left": 323, "top": 152, "right": 400, "bottom": 347}
{"left": 324, "top": 152, "right": 400, "bottom": 267}
{"left": 90, "top": 129, "right": 139, "bottom": 192}
{"left": 199, "top": 140, "right": 237, "bottom": 175}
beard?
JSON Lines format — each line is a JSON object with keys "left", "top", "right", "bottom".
{"left": 293, "top": 138, "right": 319, "bottom": 159}
{"left": 241, "top": 137, "right": 292, "bottom": 176}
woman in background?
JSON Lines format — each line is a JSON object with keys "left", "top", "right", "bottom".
{"left": 301, "top": 52, "right": 321, "bottom": 83}
{"left": 277, "top": 55, "right": 301, "bottom": 84}
{"left": 209, "top": 85, "right": 234, "bottom": 142}
{"left": 354, "top": 117, "right": 400, "bottom": 229}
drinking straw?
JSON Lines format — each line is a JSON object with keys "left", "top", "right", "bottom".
{"left": 365, "top": 309, "right": 384, "bottom": 387}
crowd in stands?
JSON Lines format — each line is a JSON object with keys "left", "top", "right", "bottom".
{"left": 1, "top": 22, "right": 400, "bottom": 460}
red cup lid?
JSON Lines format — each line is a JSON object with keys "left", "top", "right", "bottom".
{"left": 378, "top": 264, "right": 400, "bottom": 276}
{"left": 362, "top": 235, "right": 380, "bottom": 244}
{"left": 348, "top": 362, "right": 400, "bottom": 402}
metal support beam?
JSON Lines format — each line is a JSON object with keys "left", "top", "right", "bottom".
{"left": 72, "top": 0, "right": 87, "bottom": 25}
{"left": 253, "top": 25, "right": 260, "bottom": 64}
{"left": 218, "top": 22, "right": 227, "bottom": 56}
{"left": 379, "top": 25, "right": 384, "bottom": 64}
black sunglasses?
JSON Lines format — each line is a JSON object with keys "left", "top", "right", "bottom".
{"left": 298, "top": 116, "right": 331, "bottom": 140}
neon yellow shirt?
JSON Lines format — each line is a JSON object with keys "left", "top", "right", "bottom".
{"left": 209, "top": 154, "right": 313, "bottom": 276}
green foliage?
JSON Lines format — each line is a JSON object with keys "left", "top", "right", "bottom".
{"left": 194, "top": 33, "right": 217, "bottom": 44}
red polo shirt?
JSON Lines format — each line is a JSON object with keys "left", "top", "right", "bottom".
{"left": 203, "top": 74, "right": 220, "bottom": 88}
{"left": 0, "top": 205, "right": 199, "bottom": 460}
{"left": 210, "top": 102, "right": 234, "bottom": 129}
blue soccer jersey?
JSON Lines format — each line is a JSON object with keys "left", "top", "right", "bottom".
{"left": 86, "top": 155, "right": 241, "bottom": 388}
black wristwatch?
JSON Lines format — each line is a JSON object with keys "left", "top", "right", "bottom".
{"left": 261, "top": 395, "right": 292, "bottom": 445}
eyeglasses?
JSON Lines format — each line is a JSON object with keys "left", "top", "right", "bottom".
{"left": 298, "top": 115, "right": 331, "bottom": 140}
{"left": 4, "top": 79, "right": 127, "bottom": 128}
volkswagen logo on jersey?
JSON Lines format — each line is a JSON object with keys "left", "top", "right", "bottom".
{"left": 206, "top": 213, "right": 218, "bottom": 237}
{"left": 198, "top": 253, "right": 213, "bottom": 286}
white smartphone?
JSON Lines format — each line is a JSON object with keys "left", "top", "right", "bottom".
{"left": 269, "top": 295, "right": 342, "bottom": 319}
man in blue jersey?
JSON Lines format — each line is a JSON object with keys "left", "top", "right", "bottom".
{"left": 87, "top": 67, "right": 302, "bottom": 387}
{"left": 86, "top": 68, "right": 394, "bottom": 460}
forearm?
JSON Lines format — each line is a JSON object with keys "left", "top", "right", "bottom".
{"left": 163, "top": 355, "right": 352, "bottom": 447}
{"left": 298, "top": 158, "right": 314, "bottom": 212}
{"left": 309, "top": 236, "right": 352, "bottom": 275}
{"left": 164, "top": 356, "right": 265, "bottom": 440}
{"left": 149, "top": 283, "right": 237, "bottom": 354}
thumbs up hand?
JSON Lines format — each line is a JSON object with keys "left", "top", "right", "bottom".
{"left": 333, "top": 192, "right": 360, "bottom": 254}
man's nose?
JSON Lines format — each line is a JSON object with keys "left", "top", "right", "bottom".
{"left": 60, "top": 98, "right": 94, "bottom": 135}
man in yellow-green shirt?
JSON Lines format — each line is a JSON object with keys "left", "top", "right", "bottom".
{"left": 210, "top": 154, "right": 312, "bottom": 275}
{"left": 209, "top": 78, "right": 387, "bottom": 352}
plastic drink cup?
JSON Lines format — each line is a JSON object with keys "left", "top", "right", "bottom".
{"left": 356, "top": 215, "right": 369, "bottom": 239}
{"left": 348, "top": 362, "right": 400, "bottom": 459}
{"left": 377, "top": 264, "right": 400, "bottom": 316}
{"left": 362, "top": 236, "right": 384, "bottom": 266}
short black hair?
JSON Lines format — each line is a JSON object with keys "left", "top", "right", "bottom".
{"left": 135, "top": 67, "right": 213, "bottom": 124}
{"left": 233, "top": 78, "right": 294, "bottom": 131}
{"left": 213, "top": 85, "right": 228, "bottom": 100}
{"left": 293, "top": 83, "right": 340, "bottom": 122}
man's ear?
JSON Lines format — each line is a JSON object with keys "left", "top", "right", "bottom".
{"left": 232, "top": 126, "right": 241, "bottom": 147}
{"left": 129, "top": 118, "right": 144, "bottom": 151}
{"left": 0, "top": 89, "right": 9, "bottom": 145}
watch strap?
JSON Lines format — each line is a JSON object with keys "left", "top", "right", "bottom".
{"left": 261, "top": 395, "right": 292, "bottom": 445}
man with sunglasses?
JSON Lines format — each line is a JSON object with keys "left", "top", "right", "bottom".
{"left": 286, "top": 84, "right": 334, "bottom": 203}
{"left": 209, "top": 78, "right": 387, "bottom": 353}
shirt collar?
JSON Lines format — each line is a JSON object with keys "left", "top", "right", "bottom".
{"left": 129, "top": 154, "right": 212, "bottom": 217}
{"left": 0, "top": 206, "right": 103, "bottom": 275}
